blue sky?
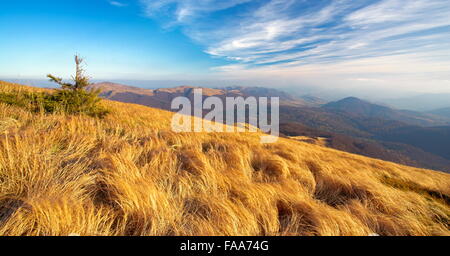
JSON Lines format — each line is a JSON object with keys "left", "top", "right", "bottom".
{"left": 0, "top": 0, "right": 228, "bottom": 80}
{"left": 1, "top": 0, "right": 450, "bottom": 94}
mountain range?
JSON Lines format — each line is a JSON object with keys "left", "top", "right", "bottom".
{"left": 90, "top": 82, "right": 450, "bottom": 172}
{"left": 381, "top": 93, "right": 450, "bottom": 111}
{"left": 428, "top": 107, "right": 450, "bottom": 119}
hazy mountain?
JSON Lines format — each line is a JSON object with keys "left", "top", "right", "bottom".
{"left": 299, "top": 95, "right": 327, "bottom": 106}
{"left": 283, "top": 102, "right": 450, "bottom": 170}
{"left": 90, "top": 82, "right": 230, "bottom": 110}
{"left": 90, "top": 82, "right": 309, "bottom": 109}
{"left": 323, "top": 97, "right": 450, "bottom": 127}
{"left": 380, "top": 93, "right": 450, "bottom": 111}
{"left": 428, "top": 107, "right": 450, "bottom": 118}
{"left": 376, "top": 126, "right": 450, "bottom": 161}
{"left": 280, "top": 122, "right": 450, "bottom": 172}
{"left": 221, "top": 86, "right": 308, "bottom": 106}
{"left": 89, "top": 82, "right": 450, "bottom": 172}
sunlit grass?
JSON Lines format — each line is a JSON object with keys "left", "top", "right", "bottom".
{"left": 0, "top": 81, "right": 449, "bottom": 236}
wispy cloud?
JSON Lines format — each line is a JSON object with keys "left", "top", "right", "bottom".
{"left": 140, "top": 0, "right": 450, "bottom": 92}
{"left": 109, "top": 1, "right": 128, "bottom": 7}
{"left": 141, "top": 0, "right": 252, "bottom": 22}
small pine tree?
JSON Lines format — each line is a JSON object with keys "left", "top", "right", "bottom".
{"left": 0, "top": 55, "right": 108, "bottom": 117}
{"left": 47, "top": 55, "right": 90, "bottom": 90}
{"left": 45, "top": 55, "right": 108, "bottom": 117}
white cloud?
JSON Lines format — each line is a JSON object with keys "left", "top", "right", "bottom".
{"left": 140, "top": 0, "right": 450, "bottom": 92}
{"left": 141, "top": 0, "right": 252, "bottom": 22}
{"left": 109, "top": 1, "right": 127, "bottom": 7}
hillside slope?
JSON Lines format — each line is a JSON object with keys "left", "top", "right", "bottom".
{"left": 0, "top": 81, "right": 449, "bottom": 236}
{"left": 89, "top": 83, "right": 450, "bottom": 171}
{"left": 90, "top": 82, "right": 308, "bottom": 108}
{"left": 280, "top": 122, "right": 450, "bottom": 172}
{"left": 323, "top": 97, "right": 450, "bottom": 127}
{"left": 429, "top": 107, "right": 450, "bottom": 119}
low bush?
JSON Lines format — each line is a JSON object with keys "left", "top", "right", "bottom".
{"left": 0, "top": 89, "right": 109, "bottom": 118}
{"left": 0, "top": 55, "right": 109, "bottom": 118}
{"left": 40, "top": 89, "right": 109, "bottom": 117}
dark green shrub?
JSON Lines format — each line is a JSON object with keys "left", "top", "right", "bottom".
{"left": 0, "top": 55, "right": 109, "bottom": 118}
{"left": 0, "top": 92, "right": 30, "bottom": 108}
{"left": 0, "top": 89, "right": 108, "bottom": 118}
{"left": 40, "top": 89, "right": 109, "bottom": 117}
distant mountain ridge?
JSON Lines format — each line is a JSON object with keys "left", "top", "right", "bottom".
{"left": 323, "top": 97, "right": 450, "bottom": 127}
{"left": 428, "top": 107, "right": 450, "bottom": 119}
{"left": 280, "top": 122, "right": 450, "bottom": 171}
{"left": 90, "top": 82, "right": 450, "bottom": 172}
{"left": 381, "top": 93, "right": 450, "bottom": 111}
{"left": 90, "top": 82, "right": 310, "bottom": 110}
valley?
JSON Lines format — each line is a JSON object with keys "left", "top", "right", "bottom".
{"left": 91, "top": 82, "right": 450, "bottom": 172}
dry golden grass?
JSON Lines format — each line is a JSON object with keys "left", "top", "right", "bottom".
{"left": 0, "top": 81, "right": 449, "bottom": 236}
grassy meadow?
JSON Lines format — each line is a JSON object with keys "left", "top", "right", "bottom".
{"left": 0, "top": 80, "right": 449, "bottom": 236}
